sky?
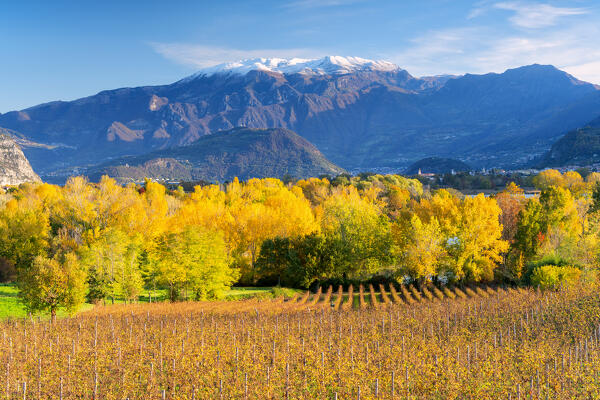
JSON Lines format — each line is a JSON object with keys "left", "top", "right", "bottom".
{"left": 1, "top": 0, "right": 599, "bottom": 113}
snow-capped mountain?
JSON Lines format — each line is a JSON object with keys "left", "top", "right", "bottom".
{"left": 186, "top": 56, "right": 401, "bottom": 79}
{"left": 1, "top": 62, "right": 599, "bottom": 182}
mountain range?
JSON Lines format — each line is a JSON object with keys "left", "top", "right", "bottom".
{"left": 0, "top": 56, "right": 599, "bottom": 182}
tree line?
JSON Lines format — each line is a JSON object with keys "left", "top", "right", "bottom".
{"left": 0, "top": 169, "right": 599, "bottom": 318}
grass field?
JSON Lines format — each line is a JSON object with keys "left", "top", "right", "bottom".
{"left": 0, "top": 284, "right": 302, "bottom": 319}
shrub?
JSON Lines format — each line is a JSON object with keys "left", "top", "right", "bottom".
{"left": 530, "top": 265, "right": 581, "bottom": 290}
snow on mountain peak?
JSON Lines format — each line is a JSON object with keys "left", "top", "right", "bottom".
{"left": 186, "top": 56, "right": 401, "bottom": 79}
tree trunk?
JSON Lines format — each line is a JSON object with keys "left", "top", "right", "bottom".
{"left": 51, "top": 308, "right": 56, "bottom": 324}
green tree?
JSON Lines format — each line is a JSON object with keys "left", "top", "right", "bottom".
{"left": 256, "top": 234, "right": 336, "bottom": 288}
{"left": 150, "top": 227, "right": 238, "bottom": 301}
{"left": 17, "top": 252, "right": 87, "bottom": 322}
{"left": 111, "top": 240, "right": 144, "bottom": 303}
{"left": 514, "top": 200, "right": 544, "bottom": 259}
{"left": 321, "top": 189, "right": 392, "bottom": 279}
{"left": 256, "top": 237, "right": 292, "bottom": 285}
{"left": 80, "top": 229, "right": 129, "bottom": 304}
{"left": 589, "top": 182, "right": 600, "bottom": 215}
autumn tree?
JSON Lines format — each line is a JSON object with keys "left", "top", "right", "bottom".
{"left": 321, "top": 187, "right": 392, "bottom": 279}
{"left": 514, "top": 199, "right": 544, "bottom": 260}
{"left": 392, "top": 215, "right": 446, "bottom": 283}
{"left": 224, "top": 178, "right": 318, "bottom": 284}
{"left": 17, "top": 252, "right": 87, "bottom": 322}
{"left": 494, "top": 182, "right": 526, "bottom": 242}
{"left": 0, "top": 199, "right": 50, "bottom": 272}
{"left": 413, "top": 190, "right": 508, "bottom": 282}
{"left": 149, "top": 226, "right": 237, "bottom": 301}
{"left": 533, "top": 169, "right": 564, "bottom": 190}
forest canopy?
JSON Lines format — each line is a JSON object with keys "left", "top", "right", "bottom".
{"left": 1, "top": 169, "right": 599, "bottom": 317}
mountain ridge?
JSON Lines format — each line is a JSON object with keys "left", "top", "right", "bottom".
{"left": 86, "top": 127, "right": 345, "bottom": 183}
{"left": 184, "top": 56, "right": 402, "bottom": 79}
{"left": 0, "top": 60, "right": 598, "bottom": 181}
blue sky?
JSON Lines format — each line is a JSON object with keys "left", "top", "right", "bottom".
{"left": 1, "top": 0, "right": 599, "bottom": 113}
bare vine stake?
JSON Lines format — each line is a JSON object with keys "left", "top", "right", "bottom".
{"left": 285, "top": 363, "right": 290, "bottom": 400}
{"left": 37, "top": 356, "right": 41, "bottom": 399}
{"left": 93, "top": 370, "right": 98, "bottom": 400}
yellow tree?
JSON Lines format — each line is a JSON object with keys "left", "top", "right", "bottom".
{"left": 533, "top": 169, "right": 564, "bottom": 189}
{"left": 392, "top": 214, "right": 446, "bottom": 282}
{"left": 227, "top": 179, "right": 318, "bottom": 283}
{"left": 563, "top": 171, "right": 585, "bottom": 195}
{"left": 413, "top": 191, "right": 508, "bottom": 282}
{"left": 452, "top": 194, "right": 509, "bottom": 282}
{"left": 0, "top": 198, "right": 50, "bottom": 272}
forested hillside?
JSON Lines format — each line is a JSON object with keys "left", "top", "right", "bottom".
{"left": 537, "top": 117, "right": 600, "bottom": 167}
{"left": 88, "top": 127, "right": 345, "bottom": 182}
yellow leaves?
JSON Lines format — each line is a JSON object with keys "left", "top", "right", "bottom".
{"left": 388, "top": 186, "right": 411, "bottom": 211}
{"left": 393, "top": 214, "right": 445, "bottom": 280}
{"left": 458, "top": 194, "right": 509, "bottom": 281}
{"left": 174, "top": 178, "right": 319, "bottom": 284}
{"left": 533, "top": 169, "right": 564, "bottom": 189}
{"left": 34, "top": 182, "right": 62, "bottom": 205}
{"left": 533, "top": 169, "right": 594, "bottom": 197}
{"left": 402, "top": 191, "right": 509, "bottom": 282}
{"left": 414, "top": 189, "right": 461, "bottom": 237}
{"left": 504, "top": 182, "right": 524, "bottom": 195}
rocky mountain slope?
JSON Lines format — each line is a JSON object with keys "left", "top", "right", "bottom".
{"left": 0, "top": 133, "right": 40, "bottom": 186}
{"left": 87, "top": 127, "right": 345, "bottom": 182}
{"left": 0, "top": 56, "right": 598, "bottom": 180}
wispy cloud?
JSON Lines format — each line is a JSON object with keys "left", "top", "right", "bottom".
{"left": 494, "top": 2, "right": 587, "bottom": 28}
{"left": 150, "top": 43, "right": 323, "bottom": 68}
{"left": 387, "top": 22, "right": 600, "bottom": 84}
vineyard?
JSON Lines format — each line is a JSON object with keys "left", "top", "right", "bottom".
{"left": 2, "top": 283, "right": 600, "bottom": 399}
